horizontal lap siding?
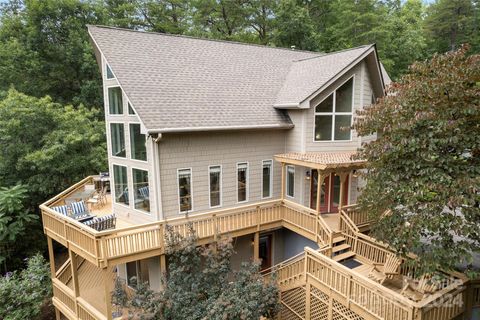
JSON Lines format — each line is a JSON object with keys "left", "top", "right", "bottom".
{"left": 158, "top": 131, "right": 286, "bottom": 218}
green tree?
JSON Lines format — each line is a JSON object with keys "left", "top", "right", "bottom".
{"left": 0, "top": 185, "right": 38, "bottom": 272}
{"left": 273, "top": 0, "right": 319, "bottom": 50}
{"left": 424, "top": 0, "right": 479, "bottom": 54}
{"left": 0, "top": 254, "right": 53, "bottom": 320}
{"left": 0, "top": 0, "right": 104, "bottom": 107}
{"left": 118, "top": 226, "right": 280, "bottom": 319}
{"left": 354, "top": 46, "right": 480, "bottom": 276}
{"left": 0, "top": 89, "right": 107, "bottom": 211}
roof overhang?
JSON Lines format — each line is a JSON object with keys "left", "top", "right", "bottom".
{"left": 274, "top": 151, "right": 366, "bottom": 171}
{"left": 146, "top": 123, "right": 294, "bottom": 135}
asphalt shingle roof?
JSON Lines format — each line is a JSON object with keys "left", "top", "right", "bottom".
{"left": 88, "top": 26, "right": 379, "bottom": 133}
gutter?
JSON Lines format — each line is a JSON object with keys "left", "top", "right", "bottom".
{"left": 146, "top": 123, "right": 294, "bottom": 135}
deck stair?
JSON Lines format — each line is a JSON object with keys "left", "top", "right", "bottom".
{"left": 330, "top": 235, "right": 354, "bottom": 263}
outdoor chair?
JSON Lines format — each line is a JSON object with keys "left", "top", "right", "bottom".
{"left": 84, "top": 214, "right": 116, "bottom": 231}
{"left": 401, "top": 274, "right": 439, "bottom": 301}
{"left": 87, "top": 187, "right": 107, "bottom": 209}
{"left": 368, "top": 253, "right": 402, "bottom": 284}
{"left": 52, "top": 204, "right": 69, "bottom": 216}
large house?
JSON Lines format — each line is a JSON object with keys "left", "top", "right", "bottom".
{"left": 40, "top": 26, "right": 479, "bottom": 320}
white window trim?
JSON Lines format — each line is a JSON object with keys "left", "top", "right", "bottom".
{"left": 129, "top": 122, "right": 148, "bottom": 162}
{"left": 177, "top": 168, "right": 193, "bottom": 214}
{"left": 261, "top": 160, "right": 273, "bottom": 199}
{"left": 110, "top": 122, "right": 127, "bottom": 160}
{"left": 286, "top": 165, "right": 295, "bottom": 198}
{"left": 112, "top": 164, "right": 130, "bottom": 208}
{"left": 131, "top": 167, "right": 151, "bottom": 215}
{"left": 313, "top": 75, "right": 355, "bottom": 142}
{"left": 236, "top": 162, "right": 249, "bottom": 203}
{"left": 208, "top": 165, "right": 222, "bottom": 209}
{"left": 107, "top": 85, "right": 124, "bottom": 116}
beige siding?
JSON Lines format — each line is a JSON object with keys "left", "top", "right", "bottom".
{"left": 158, "top": 131, "right": 285, "bottom": 217}
{"left": 285, "top": 109, "right": 305, "bottom": 152}
{"left": 360, "top": 61, "right": 377, "bottom": 146}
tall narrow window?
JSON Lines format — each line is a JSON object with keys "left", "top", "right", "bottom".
{"left": 106, "top": 64, "right": 115, "bottom": 79}
{"left": 113, "top": 165, "right": 129, "bottom": 205}
{"left": 108, "top": 87, "right": 123, "bottom": 115}
{"left": 130, "top": 123, "right": 147, "bottom": 161}
{"left": 209, "top": 166, "right": 221, "bottom": 208}
{"left": 237, "top": 163, "right": 248, "bottom": 203}
{"left": 286, "top": 165, "right": 295, "bottom": 198}
{"left": 178, "top": 169, "right": 192, "bottom": 213}
{"left": 128, "top": 102, "right": 135, "bottom": 115}
{"left": 262, "top": 160, "right": 273, "bottom": 198}
{"left": 133, "top": 168, "right": 150, "bottom": 213}
{"left": 314, "top": 77, "right": 353, "bottom": 141}
{"left": 110, "top": 123, "right": 126, "bottom": 157}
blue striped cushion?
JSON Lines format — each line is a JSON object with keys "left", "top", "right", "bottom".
{"left": 139, "top": 186, "right": 149, "bottom": 199}
{"left": 52, "top": 205, "right": 69, "bottom": 216}
{"left": 71, "top": 201, "right": 87, "bottom": 215}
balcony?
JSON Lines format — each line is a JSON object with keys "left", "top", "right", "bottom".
{"left": 41, "top": 176, "right": 476, "bottom": 320}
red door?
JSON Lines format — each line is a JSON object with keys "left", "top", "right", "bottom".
{"left": 311, "top": 172, "right": 348, "bottom": 213}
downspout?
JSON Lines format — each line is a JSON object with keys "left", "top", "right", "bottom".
{"left": 150, "top": 133, "right": 164, "bottom": 220}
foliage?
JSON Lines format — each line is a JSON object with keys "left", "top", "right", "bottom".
{"left": 0, "top": 185, "right": 38, "bottom": 271}
{"left": 0, "top": 253, "right": 52, "bottom": 320}
{"left": 354, "top": 45, "right": 480, "bottom": 276}
{"left": 0, "top": 0, "right": 104, "bottom": 107}
{"left": 116, "top": 225, "right": 280, "bottom": 319}
{"left": 0, "top": 89, "right": 107, "bottom": 210}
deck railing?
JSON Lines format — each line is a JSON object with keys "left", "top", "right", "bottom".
{"left": 342, "top": 204, "right": 373, "bottom": 228}
{"left": 42, "top": 176, "right": 325, "bottom": 267}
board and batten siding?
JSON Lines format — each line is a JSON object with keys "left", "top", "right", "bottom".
{"left": 158, "top": 131, "right": 285, "bottom": 218}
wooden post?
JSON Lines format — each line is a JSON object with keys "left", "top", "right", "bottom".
{"left": 47, "top": 236, "right": 56, "bottom": 279}
{"left": 305, "top": 282, "right": 311, "bottom": 319}
{"left": 68, "top": 249, "right": 79, "bottom": 315}
{"left": 104, "top": 267, "right": 113, "bottom": 320}
{"left": 338, "top": 172, "right": 349, "bottom": 211}
{"left": 160, "top": 254, "right": 166, "bottom": 273}
{"left": 280, "top": 163, "right": 286, "bottom": 201}
{"left": 253, "top": 232, "right": 260, "bottom": 262}
{"left": 316, "top": 173, "right": 324, "bottom": 215}
{"left": 55, "top": 308, "right": 61, "bottom": 320}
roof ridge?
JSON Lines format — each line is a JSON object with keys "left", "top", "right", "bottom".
{"left": 293, "top": 44, "right": 374, "bottom": 62}
{"left": 87, "top": 24, "right": 324, "bottom": 55}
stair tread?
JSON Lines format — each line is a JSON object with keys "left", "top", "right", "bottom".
{"left": 333, "top": 251, "right": 355, "bottom": 262}
{"left": 332, "top": 236, "right": 346, "bottom": 244}
{"left": 332, "top": 243, "right": 351, "bottom": 253}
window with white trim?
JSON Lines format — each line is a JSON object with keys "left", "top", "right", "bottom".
{"left": 286, "top": 165, "right": 295, "bottom": 197}
{"left": 262, "top": 160, "right": 273, "bottom": 198}
{"left": 128, "top": 102, "right": 135, "bottom": 115}
{"left": 237, "top": 163, "right": 248, "bottom": 202}
{"left": 129, "top": 123, "right": 147, "bottom": 161}
{"left": 209, "top": 166, "right": 221, "bottom": 208}
{"left": 108, "top": 87, "right": 123, "bottom": 115}
{"left": 110, "top": 123, "right": 126, "bottom": 157}
{"left": 314, "top": 77, "right": 353, "bottom": 141}
{"left": 133, "top": 168, "right": 150, "bottom": 213}
{"left": 106, "top": 64, "right": 115, "bottom": 79}
{"left": 113, "top": 165, "right": 129, "bottom": 205}
{"left": 178, "top": 169, "right": 192, "bottom": 213}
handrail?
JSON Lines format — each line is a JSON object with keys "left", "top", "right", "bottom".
{"left": 339, "top": 208, "right": 359, "bottom": 233}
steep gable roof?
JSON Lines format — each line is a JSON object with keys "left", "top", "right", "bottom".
{"left": 88, "top": 26, "right": 385, "bottom": 133}
{"left": 274, "top": 45, "right": 375, "bottom": 107}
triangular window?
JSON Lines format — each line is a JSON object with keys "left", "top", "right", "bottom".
{"left": 106, "top": 64, "right": 115, "bottom": 79}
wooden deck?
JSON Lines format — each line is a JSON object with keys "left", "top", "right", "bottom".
{"left": 43, "top": 176, "right": 473, "bottom": 320}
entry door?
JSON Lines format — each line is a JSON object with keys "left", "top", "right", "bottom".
{"left": 329, "top": 174, "right": 349, "bottom": 213}
{"left": 310, "top": 170, "right": 330, "bottom": 212}
{"left": 310, "top": 171, "right": 348, "bottom": 213}
{"left": 259, "top": 234, "right": 272, "bottom": 271}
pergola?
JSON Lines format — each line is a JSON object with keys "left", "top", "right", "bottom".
{"left": 275, "top": 151, "right": 366, "bottom": 213}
